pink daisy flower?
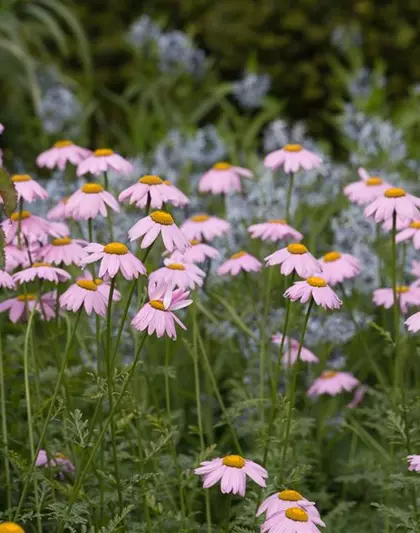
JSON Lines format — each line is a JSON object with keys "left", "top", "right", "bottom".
{"left": 168, "top": 239, "right": 220, "bottom": 264}
{"left": 373, "top": 285, "right": 420, "bottom": 313}
{"left": 407, "top": 455, "right": 420, "bottom": 472}
{"left": 119, "top": 174, "right": 185, "bottom": 209}
{"left": 180, "top": 214, "right": 231, "bottom": 242}
{"left": 36, "top": 449, "right": 75, "bottom": 473}
{"left": 217, "top": 251, "right": 262, "bottom": 276}
{"left": 308, "top": 370, "right": 360, "bottom": 397}
{"left": 2, "top": 211, "right": 50, "bottom": 244}
{"left": 347, "top": 385, "right": 368, "bottom": 409}
{"left": 131, "top": 283, "right": 192, "bottom": 339}
{"left": 161, "top": 180, "right": 189, "bottom": 207}
{"left": 272, "top": 335, "right": 319, "bottom": 365}
{"left": 4, "top": 244, "right": 31, "bottom": 271}
{"left": 41, "top": 236, "right": 87, "bottom": 266}
{"left": 47, "top": 197, "right": 70, "bottom": 221}
{"left": 343, "top": 168, "right": 390, "bottom": 206}
{"left": 13, "top": 262, "right": 71, "bottom": 285}
{"left": 60, "top": 279, "right": 108, "bottom": 316}
{"left": 194, "top": 455, "right": 267, "bottom": 497}
{"left": 317, "top": 251, "right": 360, "bottom": 286}
{"left": 264, "top": 144, "right": 322, "bottom": 173}
{"left": 284, "top": 276, "right": 342, "bottom": 310}
{"left": 248, "top": 219, "right": 303, "bottom": 243}
{"left": 65, "top": 183, "right": 120, "bottom": 220}
{"left": 257, "top": 490, "right": 322, "bottom": 522}
{"left": 0, "top": 270, "right": 15, "bottom": 289}
{"left": 77, "top": 148, "right": 133, "bottom": 177}
{"left": 405, "top": 311, "right": 420, "bottom": 333}
{"left": 148, "top": 259, "right": 205, "bottom": 290}
{"left": 265, "top": 244, "right": 321, "bottom": 278}
{"left": 77, "top": 271, "right": 121, "bottom": 302}
{"left": 128, "top": 210, "right": 190, "bottom": 253}
{"left": 0, "top": 293, "right": 55, "bottom": 323}
{"left": 80, "top": 242, "right": 146, "bottom": 280}
{"left": 36, "top": 140, "right": 91, "bottom": 171}
{"left": 396, "top": 221, "right": 420, "bottom": 248}
{"left": 199, "top": 162, "right": 253, "bottom": 195}
{"left": 261, "top": 508, "right": 325, "bottom": 533}
{"left": 7, "top": 174, "right": 48, "bottom": 203}
{"left": 364, "top": 187, "right": 420, "bottom": 224}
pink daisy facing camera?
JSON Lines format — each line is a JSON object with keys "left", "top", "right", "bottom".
{"left": 199, "top": 162, "right": 253, "bottom": 195}
{"left": 264, "top": 144, "right": 322, "bottom": 173}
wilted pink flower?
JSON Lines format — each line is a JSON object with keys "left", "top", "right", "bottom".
{"left": 41, "top": 237, "right": 87, "bottom": 266}
{"left": 364, "top": 187, "right": 420, "bottom": 224}
{"left": 217, "top": 251, "right": 262, "bottom": 276}
{"left": 272, "top": 335, "right": 319, "bottom": 365}
{"left": 148, "top": 260, "right": 205, "bottom": 290}
{"left": 265, "top": 244, "right": 321, "bottom": 278}
{"left": 129, "top": 210, "right": 190, "bottom": 253}
{"left": 0, "top": 270, "right": 15, "bottom": 289}
{"left": 77, "top": 271, "right": 121, "bottom": 302}
{"left": 373, "top": 285, "right": 420, "bottom": 313}
{"left": 66, "top": 183, "right": 120, "bottom": 220}
{"left": 405, "top": 311, "right": 420, "bottom": 333}
{"left": 161, "top": 180, "right": 189, "bottom": 206}
{"left": 199, "top": 162, "right": 253, "bottom": 195}
{"left": 0, "top": 293, "right": 55, "bottom": 323}
{"left": 2, "top": 211, "right": 50, "bottom": 244}
{"left": 317, "top": 251, "right": 360, "bottom": 286}
{"left": 119, "top": 175, "right": 171, "bottom": 208}
{"left": 257, "top": 490, "right": 322, "bottom": 522}
{"left": 285, "top": 276, "right": 342, "bottom": 310}
{"left": 13, "top": 262, "right": 71, "bottom": 285}
{"left": 180, "top": 214, "right": 231, "bottom": 241}
{"left": 407, "top": 455, "right": 420, "bottom": 472}
{"left": 80, "top": 242, "right": 146, "bottom": 280}
{"left": 36, "top": 449, "right": 75, "bottom": 473}
{"left": 264, "top": 144, "right": 322, "bottom": 173}
{"left": 60, "top": 279, "right": 108, "bottom": 316}
{"left": 4, "top": 244, "right": 30, "bottom": 271}
{"left": 131, "top": 283, "right": 192, "bottom": 339}
{"left": 77, "top": 148, "right": 133, "bottom": 177}
{"left": 194, "top": 455, "right": 267, "bottom": 496}
{"left": 36, "top": 140, "right": 91, "bottom": 171}
{"left": 343, "top": 168, "right": 390, "bottom": 206}
{"left": 47, "top": 197, "right": 70, "bottom": 221}
{"left": 347, "top": 385, "right": 368, "bottom": 409}
{"left": 308, "top": 370, "right": 359, "bottom": 397}
{"left": 7, "top": 174, "right": 48, "bottom": 203}
{"left": 396, "top": 221, "right": 420, "bottom": 248}
{"left": 169, "top": 239, "right": 220, "bottom": 264}
{"left": 248, "top": 219, "right": 303, "bottom": 243}
{"left": 261, "top": 508, "right": 325, "bottom": 533}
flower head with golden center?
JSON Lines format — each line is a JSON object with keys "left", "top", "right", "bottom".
{"left": 287, "top": 243, "right": 308, "bottom": 255}
{"left": 94, "top": 148, "right": 114, "bottom": 157}
{"left": 80, "top": 242, "right": 146, "bottom": 280}
{"left": 12, "top": 174, "right": 31, "bottom": 183}
{"left": 76, "top": 280, "right": 98, "bottom": 291}
{"left": 82, "top": 183, "right": 104, "bottom": 194}
{"left": 150, "top": 211, "right": 174, "bottom": 225}
{"left": 213, "top": 162, "right": 232, "bottom": 170}
{"left": 323, "top": 251, "right": 341, "bottom": 262}
{"left": 385, "top": 187, "right": 406, "bottom": 198}
{"left": 222, "top": 455, "right": 245, "bottom": 468}
{"left": 54, "top": 140, "right": 73, "bottom": 148}
{"left": 307, "top": 276, "right": 327, "bottom": 288}
{"left": 285, "top": 507, "right": 309, "bottom": 522}
{"left": 284, "top": 144, "right": 303, "bottom": 152}
{"left": 366, "top": 177, "right": 383, "bottom": 186}
{"left": 278, "top": 489, "right": 303, "bottom": 501}
{"left": 139, "top": 175, "right": 163, "bottom": 185}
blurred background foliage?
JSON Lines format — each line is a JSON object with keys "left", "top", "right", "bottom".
{"left": 2, "top": 0, "right": 420, "bottom": 162}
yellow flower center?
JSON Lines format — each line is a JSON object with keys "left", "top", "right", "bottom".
{"left": 149, "top": 300, "right": 165, "bottom": 310}
{"left": 213, "top": 162, "right": 232, "bottom": 170}
{"left": 76, "top": 280, "right": 97, "bottom": 291}
{"left": 167, "top": 263, "right": 186, "bottom": 271}
{"left": 284, "top": 144, "right": 302, "bottom": 152}
{"left": 365, "top": 177, "right": 383, "bottom": 186}
{"left": 307, "top": 276, "right": 327, "bottom": 288}
{"left": 278, "top": 490, "right": 303, "bottom": 501}
{"left": 17, "top": 294, "right": 36, "bottom": 302}
{"left": 139, "top": 175, "right": 163, "bottom": 185}
{"left": 222, "top": 455, "right": 245, "bottom": 468}
{"left": 11, "top": 211, "right": 31, "bottom": 221}
{"left": 322, "top": 370, "right": 338, "bottom": 379}
{"left": 191, "top": 214, "right": 210, "bottom": 223}
{"left": 55, "top": 452, "right": 68, "bottom": 460}
{"left": 163, "top": 180, "right": 172, "bottom": 186}
{"left": 150, "top": 211, "right": 174, "bottom": 225}
{"left": 94, "top": 279, "right": 103, "bottom": 286}
{"left": 384, "top": 187, "right": 406, "bottom": 198}
{"left": 287, "top": 243, "right": 308, "bottom": 255}
{"left": 397, "top": 286, "right": 409, "bottom": 294}
{"left": 94, "top": 148, "right": 114, "bottom": 157}
{"left": 0, "top": 523, "right": 25, "bottom": 533}
{"left": 11, "top": 174, "right": 31, "bottom": 183}
{"left": 52, "top": 237, "right": 72, "bottom": 246}
{"left": 32, "top": 262, "right": 51, "bottom": 268}
{"left": 410, "top": 221, "right": 420, "bottom": 229}
{"left": 285, "top": 508, "right": 309, "bottom": 522}
{"left": 323, "top": 251, "right": 341, "bottom": 262}
{"left": 231, "top": 251, "right": 247, "bottom": 259}
{"left": 82, "top": 183, "right": 104, "bottom": 194}
{"left": 190, "top": 239, "right": 200, "bottom": 246}
{"left": 104, "top": 242, "right": 128, "bottom": 255}
{"left": 62, "top": 197, "right": 69, "bottom": 204}
{"left": 269, "top": 219, "right": 287, "bottom": 224}
{"left": 54, "top": 140, "right": 73, "bottom": 148}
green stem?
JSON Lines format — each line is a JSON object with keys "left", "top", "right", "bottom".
{"left": 224, "top": 495, "right": 232, "bottom": 533}
{"left": 0, "top": 333, "right": 11, "bottom": 515}
{"left": 391, "top": 212, "right": 401, "bottom": 395}
{"left": 88, "top": 218, "right": 93, "bottom": 243}
{"left": 259, "top": 268, "right": 272, "bottom": 422}
{"left": 279, "top": 298, "right": 314, "bottom": 484}
{"left": 285, "top": 172, "right": 295, "bottom": 222}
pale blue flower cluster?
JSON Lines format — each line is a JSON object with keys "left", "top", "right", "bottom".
{"left": 232, "top": 72, "right": 271, "bottom": 109}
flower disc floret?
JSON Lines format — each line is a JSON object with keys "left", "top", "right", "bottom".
{"left": 222, "top": 455, "right": 245, "bottom": 468}
{"left": 82, "top": 183, "right": 104, "bottom": 194}
{"left": 104, "top": 242, "right": 128, "bottom": 255}
{"left": 285, "top": 507, "right": 309, "bottom": 522}
{"left": 150, "top": 211, "right": 174, "bottom": 225}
